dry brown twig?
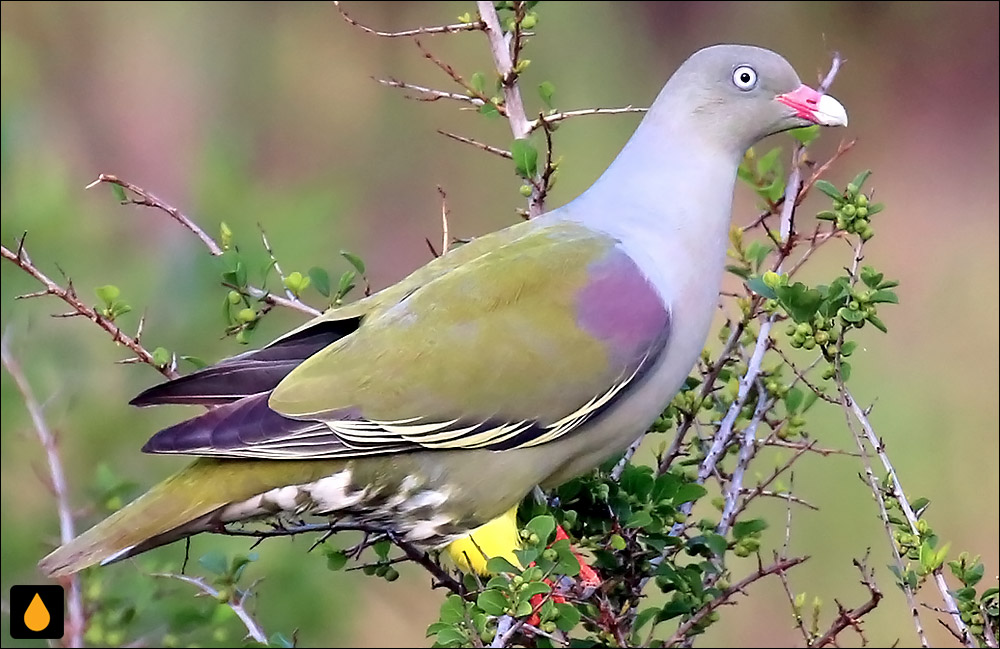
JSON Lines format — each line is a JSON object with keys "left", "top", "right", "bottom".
{"left": 86, "top": 174, "right": 320, "bottom": 317}
{"left": 1, "top": 235, "right": 179, "bottom": 380}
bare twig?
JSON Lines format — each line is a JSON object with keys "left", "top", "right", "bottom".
{"left": 87, "top": 174, "right": 320, "bottom": 316}
{"left": 662, "top": 555, "right": 809, "bottom": 646}
{"left": 2, "top": 337, "right": 85, "bottom": 648}
{"left": 477, "top": 2, "right": 544, "bottom": 218}
{"left": 842, "top": 388, "right": 974, "bottom": 647}
{"left": 2, "top": 237, "right": 179, "bottom": 379}
{"left": 838, "top": 386, "right": 929, "bottom": 647}
{"left": 438, "top": 130, "right": 512, "bottom": 159}
{"left": 153, "top": 573, "right": 267, "bottom": 644}
{"left": 717, "top": 387, "right": 774, "bottom": 535}
{"left": 218, "top": 519, "right": 465, "bottom": 594}
{"left": 610, "top": 435, "right": 645, "bottom": 482}
{"left": 476, "top": 2, "right": 529, "bottom": 138}
{"left": 259, "top": 226, "right": 298, "bottom": 302}
{"left": 812, "top": 555, "right": 883, "bottom": 647}
{"left": 377, "top": 77, "right": 487, "bottom": 108}
{"left": 437, "top": 186, "right": 452, "bottom": 256}
{"left": 87, "top": 174, "right": 222, "bottom": 255}
{"left": 334, "top": 1, "right": 485, "bottom": 37}
{"left": 527, "top": 105, "right": 647, "bottom": 132}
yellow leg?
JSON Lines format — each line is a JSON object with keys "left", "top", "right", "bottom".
{"left": 446, "top": 505, "right": 521, "bottom": 575}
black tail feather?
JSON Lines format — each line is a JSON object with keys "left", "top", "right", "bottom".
{"left": 131, "top": 316, "right": 361, "bottom": 407}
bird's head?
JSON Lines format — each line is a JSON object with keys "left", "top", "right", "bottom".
{"left": 655, "top": 44, "right": 848, "bottom": 155}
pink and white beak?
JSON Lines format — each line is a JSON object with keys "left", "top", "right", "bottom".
{"left": 776, "top": 85, "right": 848, "bottom": 127}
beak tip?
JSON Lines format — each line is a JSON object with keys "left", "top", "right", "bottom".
{"left": 816, "top": 94, "right": 849, "bottom": 128}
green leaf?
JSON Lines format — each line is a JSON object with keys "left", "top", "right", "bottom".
{"left": 840, "top": 361, "right": 852, "bottom": 381}
{"left": 485, "top": 556, "right": 520, "bottom": 574}
{"left": 674, "top": 483, "right": 708, "bottom": 505}
{"left": 626, "top": 510, "right": 654, "bottom": 529}
{"left": 870, "top": 290, "right": 898, "bottom": 304}
{"left": 434, "top": 627, "right": 467, "bottom": 647}
{"left": 521, "top": 581, "right": 551, "bottom": 598}
{"left": 867, "top": 314, "right": 888, "bottom": 333}
{"left": 269, "top": 632, "right": 295, "bottom": 648}
{"left": 373, "top": 539, "right": 391, "bottom": 559}
{"left": 757, "top": 147, "right": 781, "bottom": 177}
{"left": 814, "top": 180, "right": 843, "bottom": 201}
{"left": 470, "top": 71, "right": 486, "bottom": 94}
{"left": 151, "top": 347, "right": 171, "bottom": 368}
{"left": 746, "top": 241, "right": 773, "bottom": 271}
{"left": 308, "top": 266, "right": 331, "bottom": 298}
{"left": 785, "top": 387, "right": 804, "bottom": 413}
{"left": 180, "top": 355, "right": 208, "bottom": 369}
{"left": 526, "top": 515, "right": 556, "bottom": 546}
{"left": 610, "top": 533, "right": 627, "bottom": 551}
{"left": 850, "top": 170, "right": 873, "bottom": 191}
{"left": 776, "top": 282, "right": 823, "bottom": 323}
{"left": 860, "top": 266, "right": 884, "bottom": 288}
{"left": 479, "top": 102, "right": 500, "bottom": 119}
{"left": 511, "top": 138, "right": 539, "bottom": 179}
{"left": 198, "top": 551, "right": 228, "bottom": 575}
{"left": 746, "top": 276, "right": 777, "bottom": 299}
{"left": 340, "top": 250, "right": 366, "bottom": 275}
{"left": 538, "top": 81, "right": 555, "bottom": 108}
{"left": 790, "top": 125, "right": 820, "bottom": 146}
{"left": 633, "top": 606, "right": 660, "bottom": 635}
{"left": 733, "top": 518, "right": 768, "bottom": 540}
{"left": 95, "top": 284, "right": 121, "bottom": 305}
{"left": 476, "top": 590, "right": 509, "bottom": 616}
{"left": 439, "top": 594, "right": 466, "bottom": 624}
{"left": 325, "top": 549, "right": 348, "bottom": 571}
{"left": 554, "top": 602, "right": 581, "bottom": 632}
{"left": 964, "top": 562, "right": 985, "bottom": 587}
{"left": 110, "top": 183, "right": 127, "bottom": 203}
{"left": 336, "top": 270, "right": 357, "bottom": 300}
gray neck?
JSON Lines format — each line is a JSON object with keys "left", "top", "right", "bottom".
{"left": 557, "top": 95, "right": 744, "bottom": 250}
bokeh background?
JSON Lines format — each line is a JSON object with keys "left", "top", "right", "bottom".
{"left": 2, "top": 2, "right": 997, "bottom": 647}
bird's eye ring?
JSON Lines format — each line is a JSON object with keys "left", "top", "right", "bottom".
{"left": 733, "top": 65, "right": 758, "bottom": 91}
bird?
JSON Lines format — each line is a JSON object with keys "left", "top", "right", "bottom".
{"left": 39, "top": 44, "right": 847, "bottom": 579}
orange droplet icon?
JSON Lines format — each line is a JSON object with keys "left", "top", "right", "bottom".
{"left": 24, "top": 592, "right": 51, "bottom": 632}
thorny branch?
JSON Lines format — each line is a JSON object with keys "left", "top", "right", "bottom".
{"left": 1, "top": 236, "right": 179, "bottom": 380}
{"left": 660, "top": 555, "right": 809, "bottom": 647}
{"left": 2, "top": 338, "right": 85, "bottom": 648}
{"left": 153, "top": 573, "right": 267, "bottom": 644}
{"left": 334, "top": 1, "right": 485, "bottom": 38}
{"left": 811, "top": 555, "right": 884, "bottom": 648}
{"left": 87, "top": 174, "right": 320, "bottom": 317}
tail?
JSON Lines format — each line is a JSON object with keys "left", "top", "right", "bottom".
{"left": 39, "top": 457, "right": 350, "bottom": 578}
{"left": 38, "top": 460, "right": 232, "bottom": 578}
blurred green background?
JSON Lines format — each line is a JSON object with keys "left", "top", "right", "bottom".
{"left": 2, "top": 2, "right": 997, "bottom": 647}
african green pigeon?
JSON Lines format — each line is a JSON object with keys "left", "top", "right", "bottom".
{"left": 39, "top": 44, "right": 847, "bottom": 578}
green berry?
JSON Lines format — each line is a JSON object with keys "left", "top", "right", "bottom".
{"left": 856, "top": 194, "right": 869, "bottom": 207}
{"left": 236, "top": 307, "right": 257, "bottom": 323}
{"left": 227, "top": 290, "right": 242, "bottom": 305}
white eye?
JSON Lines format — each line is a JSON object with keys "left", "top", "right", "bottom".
{"left": 733, "top": 65, "right": 758, "bottom": 91}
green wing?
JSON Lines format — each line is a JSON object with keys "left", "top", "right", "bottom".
{"left": 141, "top": 221, "right": 670, "bottom": 458}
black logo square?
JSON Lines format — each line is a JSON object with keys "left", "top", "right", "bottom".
{"left": 9, "top": 584, "right": 64, "bottom": 639}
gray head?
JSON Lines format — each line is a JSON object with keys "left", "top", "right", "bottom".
{"left": 650, "top": 44, "right": 848, "bottom": 156}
